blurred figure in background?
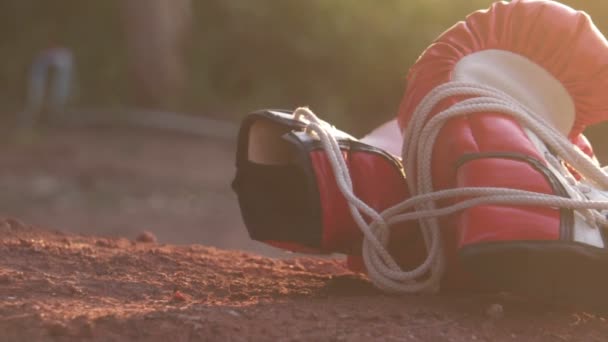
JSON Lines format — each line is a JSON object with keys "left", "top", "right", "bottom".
{"left": 23, "top": 43, "right": 74, "bottom": 127}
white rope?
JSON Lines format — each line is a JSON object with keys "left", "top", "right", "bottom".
{"left": 292, "top": 81, "right": 608, "bottom": 294}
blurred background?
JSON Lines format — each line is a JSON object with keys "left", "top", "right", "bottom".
{"left": 0, "top": 0, "right": 607, "bottom": 255}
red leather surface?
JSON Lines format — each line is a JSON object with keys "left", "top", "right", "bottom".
{"left": 309, "top": 149, "right": 415, "bottom": 254}
{"left": 455, "top": 158, "right": 561, "bottom": 246}
{"left": 309, "top": 150, "right": 355, "bottom": 253}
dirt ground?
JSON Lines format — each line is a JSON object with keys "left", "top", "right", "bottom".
{"left": 1, "top": 123, "right": 608, "bottom": 341}
{"left": 0, "top": 124, "right": 278, "bottom": 256}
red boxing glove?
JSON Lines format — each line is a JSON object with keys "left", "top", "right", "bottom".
{"left": 398, "top": 0, "right": 608, "bottom": 306}
{"left": 232, "top": 109, "right": 415, "bottom": 256}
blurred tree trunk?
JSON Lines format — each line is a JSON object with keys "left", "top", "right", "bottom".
{"left": 122, "top": 0, "right": 192, "bottom": 111}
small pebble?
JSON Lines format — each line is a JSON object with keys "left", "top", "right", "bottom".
{"left": 171, "top": 290, "right": 188, "bottom": 302}
{"left": 486, "top": 303, "right": 504, "bottom": 319}
{"left": 227, "top": 309, "right": 241, "bottom": 318}
{"left": 135, "top": 231, "right": 157, "bottom": 243}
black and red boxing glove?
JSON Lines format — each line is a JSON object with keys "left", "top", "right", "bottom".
{"left": 232, "top": 109, "right": 413, "bottom": 255}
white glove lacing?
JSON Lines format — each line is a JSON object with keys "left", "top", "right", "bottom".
{"left": 292, "top": 81, "right": 608, "bottom": 294}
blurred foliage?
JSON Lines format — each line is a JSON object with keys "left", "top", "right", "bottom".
{"left": 187, "top": 0, "right": 494, "bottom": 132}
{"left": 1, "top": 1, "right": 608, "bottom": 133}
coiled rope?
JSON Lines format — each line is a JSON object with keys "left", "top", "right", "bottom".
{"left": 292, "top": 81, "right": 608, "bottom": 294}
